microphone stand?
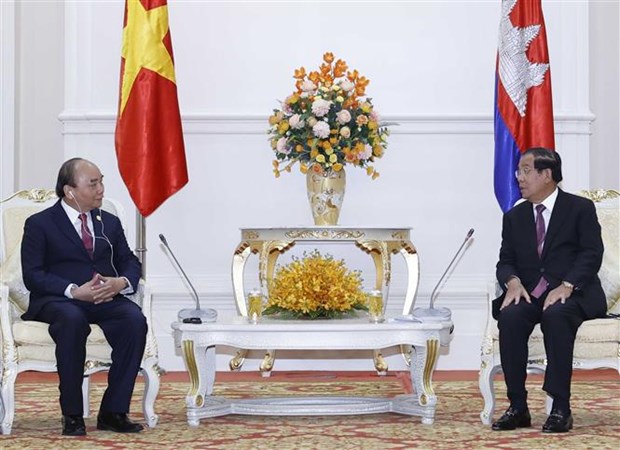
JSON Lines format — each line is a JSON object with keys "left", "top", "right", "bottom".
{"left": 412, "top": 229, "right": 474, "bottom": 322}
{"left": 159, "top": 234, "right": 217, "bottom": 324}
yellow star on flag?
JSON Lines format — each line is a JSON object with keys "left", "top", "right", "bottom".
{"left": 119, "top": 0, "right": 176, "bottom": 115}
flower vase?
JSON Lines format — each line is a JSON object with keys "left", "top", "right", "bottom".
{"left": 306, "top": 169, "right": 346, "bottom": 225}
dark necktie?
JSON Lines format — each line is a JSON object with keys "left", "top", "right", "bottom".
{"left": 531, "top": 204, "right": 548, "bottom": 298}
{"left": 79, "top": 213, "right": 94, "bottom": 258}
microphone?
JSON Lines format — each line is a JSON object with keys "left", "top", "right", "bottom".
{"left": 412, "top": 228, "right": 475, "bottom": 322}
{"left": 159, "top": 233, "right": 217, "bottom": 324}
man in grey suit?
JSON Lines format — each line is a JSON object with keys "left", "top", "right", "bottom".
{"left": 491, "top": 148, "right": 606, "bottom": 433}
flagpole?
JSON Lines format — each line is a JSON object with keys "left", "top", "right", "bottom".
{"left": 136, "top": 210, "right": 146, "bottom": 278}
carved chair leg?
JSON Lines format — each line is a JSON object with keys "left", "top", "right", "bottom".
{"left": 141, "top": 359, "right": 161, "bottom": 427}
{"left": 82, "top": 375, "right": 91, "bottom": 418}
{"left": 0, "top": 368, "right": 17, "bottom": 435}
{"left": 259, "top": 350, "right": 276, "bottom": 377}
{"left": 479, "top": 360, "right": 501, "bottom": 425}
{"left": 373, "top": 349, "right": 388, "bottom": 376}
{"left": 545, "top": 395, "right": 553, "bottom": 415}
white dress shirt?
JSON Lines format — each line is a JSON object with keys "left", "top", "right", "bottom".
{"left": 60, "top": 200, "right": 132, "bottom": 298}
{"left": 531, "top": 187, "right": 558, "bottom": 251}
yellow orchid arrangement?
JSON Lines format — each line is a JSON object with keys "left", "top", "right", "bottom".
{"left": 268, "top": 52, "right": 390, "bottom": 179}
{"left": 264, "top": 250, "right": 367, "bottom": 320}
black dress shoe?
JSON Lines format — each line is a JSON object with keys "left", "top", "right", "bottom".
{"left": 491, "top": 406, "right": 532, "bottom": 431}
{"left": 62, "top": 415, "right": 86, "bottom": 436}
{"left": 97, "top": 412, "right": 144, "bottom": 433}
{"left": 542, "top": 408, "right": 573, "bottom": 433}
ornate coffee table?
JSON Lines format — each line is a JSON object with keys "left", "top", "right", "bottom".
{"left": 230, "top": 226, "right": 420, "bottom": 374}
{"left": 172, "top": 316, "right": 453, "bottom": 426}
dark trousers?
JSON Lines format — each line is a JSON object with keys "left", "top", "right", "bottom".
{"left": 36, "top": 297, "right": 147, "bottom": 416}
{"left": 497, "top": 293, "right": 586, "bottom": 411}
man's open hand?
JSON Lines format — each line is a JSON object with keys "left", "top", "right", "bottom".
{"left": 500, "top": 277, "right": 531, "bottom": 310}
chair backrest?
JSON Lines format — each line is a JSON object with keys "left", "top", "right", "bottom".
{"left": 0, "top": 189, "right": 127, "bottom": 317}
{"left": 578, "top": 189, "right": 620, "bottom": 314}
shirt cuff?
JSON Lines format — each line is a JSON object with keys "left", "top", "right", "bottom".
{"left": 65, "top": 283, "right": 78, "bottom": 299}
{"left": 119, "top": 277, "right": 134, "bottom": 295}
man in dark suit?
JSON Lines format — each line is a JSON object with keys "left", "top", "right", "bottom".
{"left": 491, "top": 148, "right": 606, "bottom": 433}
{"left": 21, "top": 158, "right": 147, "bottom": 436}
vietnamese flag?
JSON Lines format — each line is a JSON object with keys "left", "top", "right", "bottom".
{"left": 115, "top": 0, "right": 188, "bottom": 217}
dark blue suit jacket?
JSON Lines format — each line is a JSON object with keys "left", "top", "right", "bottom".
{"left": 21, "top": 200, "right": 141, "bottom": 320}
{"left": 493, "top": 189, "right": 607, "bottom": 320}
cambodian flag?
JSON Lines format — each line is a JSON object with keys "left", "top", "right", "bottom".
{"left": 494, "top": 0, "right": 555, "bottom": 212}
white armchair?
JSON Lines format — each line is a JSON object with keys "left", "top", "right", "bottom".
{"left": 479, "top": 189, "right": 620, "bottom": 425}
{"left": 0, "top": 189, "right": 160, "bottom": 434}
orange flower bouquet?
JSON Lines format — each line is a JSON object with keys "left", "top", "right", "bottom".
{"left": 264, "top": 250, "right": 367, "bottom": 319}
{"left": 268, "top": 52, "right": 390, "bottom": 179}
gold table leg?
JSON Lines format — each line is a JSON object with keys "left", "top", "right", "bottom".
{"left": 410, "top": 339, "right": 440, "bottom": 416}
{"left": 229, "top": 349, "right": 248, "bottom": 371}
{"left": 259, "top": 350, "right": 276, "bottom": 377}
{"left": 181, "top": 340, "right": 212, "bottom": 411}
{"left": 373, "top": 349, "right": 388, "bottom": 376}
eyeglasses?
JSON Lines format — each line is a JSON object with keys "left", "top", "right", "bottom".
{"left": 515, "top": 168, "right": 538, "bottom": 178}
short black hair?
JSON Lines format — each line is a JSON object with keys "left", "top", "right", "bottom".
{"left": 55, "top": 157, "right": 86, "bottom": 198}
{"left": 522, "top": 147, "right": 563, "bottom": 183}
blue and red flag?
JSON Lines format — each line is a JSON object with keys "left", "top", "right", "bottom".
{"left": 494, "top": 0, "right": 555, "bottom": 212}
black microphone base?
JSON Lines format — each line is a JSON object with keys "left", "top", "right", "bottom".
{"left": 412, "top": 306, "right": 452, "bottom": 322}
{"left": 178, "top": 308, "right": 218, "bottom": 324}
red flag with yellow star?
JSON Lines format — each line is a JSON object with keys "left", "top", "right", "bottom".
{"left": 115, "top": 0, "right": 188, "bottom": 217}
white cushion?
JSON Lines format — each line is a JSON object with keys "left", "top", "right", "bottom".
{"left": 13, "top": 320, "right": 109, "bottom": 345}
{"left": 490, "top": 317, "right": 620, "bottom": 360}
{"left": 0, "top": 206, "right": 44, "bottom": 314}
{"left": 597, "top": 205, "right": 619, "bottom": 312}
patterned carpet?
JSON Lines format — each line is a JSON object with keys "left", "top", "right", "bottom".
{"left": 1, "top": 373, "right": 618, "bottom": 449}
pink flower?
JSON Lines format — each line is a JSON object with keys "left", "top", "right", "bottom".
{"left": 301, "top": 80, "right": 316, "bottom": 92}
{"left": 359, "top": 144, "right": 372, "bottom": 160}
{"left": 288, "top": 114, "right": 305, "bottom": 129}
{"left": 276, "top": 137, "right": 291, "bottom": 154}
{"left": 312, "top": 121, "right": 330, "bottom": 139}
{"left": 340, "top": 79, "right": 354, "bottom": 92}
{"left": 336, "top": 109, "right": 351, "bottom": 125}
{"left": 311, "top": 98, "right": 331, "bottom": 117}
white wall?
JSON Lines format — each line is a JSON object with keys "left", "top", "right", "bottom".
{"left": 1, "top": 0, "right": 16, "bottom": 200}
{"left": 16, "top": 0, "right": 65, "bottom": 189}
{"left": 3, "top": 1, "right": 618, "bottom": 373}
{"left": 590, "top": 0, "right": 620, "bottom": 189}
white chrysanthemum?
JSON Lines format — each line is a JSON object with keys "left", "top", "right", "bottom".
{"left": 312, "top": 121, "right": 330, "bottom": 139}
{"left": 288, "top": 114, "right": 305, "bottom": 129}
{"left": 336, "top": 109, "right": 351, "bottom": 125}
{"left": 359, "top": 144, "right": 372, "bottom": 160}
{"left": 301, "top": 79, "right": 317, "bottom": 92}
{"left": 340, "top": 79, "right": 355, "bottom": 92}
{"left": 311, "top": 98, "right": 332, "bottom": 117}
{"left": 276, "top": 137, "right": 291, "bottom": 154}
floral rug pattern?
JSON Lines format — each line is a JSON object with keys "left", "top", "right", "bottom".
{"left": 1, "top": 374, "right": 618, "bottom": 449}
